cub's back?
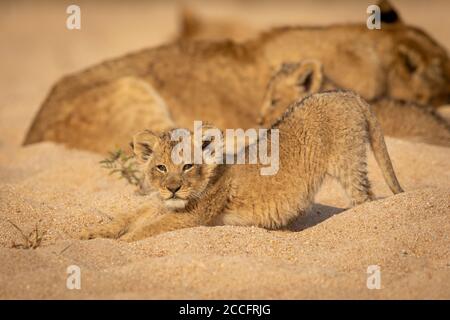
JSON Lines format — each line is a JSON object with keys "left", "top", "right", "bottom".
{"left": 272, "top": 91, "right": 367, "bottom": 136}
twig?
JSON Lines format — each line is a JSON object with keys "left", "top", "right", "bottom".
{"left": 6, "top": 219, "right": 46, "bottom": 249}
{"left": 100, "top": 148, "right": 143, "bottom": 187}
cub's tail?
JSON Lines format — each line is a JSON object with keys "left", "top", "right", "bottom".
{"left": 355, "top": 94, "right": 404, "bottom": 194}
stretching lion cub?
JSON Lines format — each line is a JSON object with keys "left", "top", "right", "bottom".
{"left": 80, "top": 91, "right": 403, "bottom": 241}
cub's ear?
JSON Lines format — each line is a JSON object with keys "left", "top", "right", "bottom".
{"left": 378, "top": 0, "right": 402, "bottom": 24}
{"left": 293, "top": 60, "right": 323, "bottom": 94}
{"left": 271, "top": 60, "right": 323, "bottom": 94}
{"left": 259, "top": 60, "right": 324, "bottom": 125}
{"left": 132, "top": 130, "right": 159, "bottom": 163}
{"left": 194, "top": 123, "right": 223, "bottom": 159}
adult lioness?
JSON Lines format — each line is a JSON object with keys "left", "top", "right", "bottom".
{"left": 80, "top": 91, "right": 403, "bottom": 241}
{"left": 179, "top": 0, "right": 450, "bottom": 106}
{"left": 24, "top": 2, "right": 450, "bottom": 153}
{"left": 260, "top": 60, "right": 450, "bottom": 147}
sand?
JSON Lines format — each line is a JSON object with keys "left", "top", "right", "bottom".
{"left": 0, "top": 0, "right": 449, "bottom": 299}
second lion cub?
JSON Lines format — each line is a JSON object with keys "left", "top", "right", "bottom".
{"left": 80, "top": 91, "right": 403, "bottom": 241}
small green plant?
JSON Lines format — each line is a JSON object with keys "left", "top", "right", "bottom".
{"left": 7, "top": 219, "right": 46, "bottom": 249}
{"left": 100, "top": 149, "right": 143, "bottom": 186}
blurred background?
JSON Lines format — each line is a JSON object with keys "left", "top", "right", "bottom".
{"left": 1, "top": 0, "right": 449, "bottom": 147}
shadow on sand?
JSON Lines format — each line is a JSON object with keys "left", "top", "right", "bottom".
{"left": 288, "top": 203, "right": 346, "bottom": 232}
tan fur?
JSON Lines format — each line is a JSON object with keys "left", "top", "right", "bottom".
{"left": 180, "top": 1, "right": 450, "bottom": 105}
{"left": 259, "top": 60, "right": 450, "bottom": 147}
{"left": 438, "top": 106, "right": 450, "bottom": 123}
{"left": 31, "top": 77, "right": 175, "bottom": 153}
{"left": 80, "top": 91, "right": 403, "bottom": 241}
{"left": 24, "top": 2, "right": 450, "bottom": 153}
{"left": 371, "top": 99, "right": 450, "bottom": 146}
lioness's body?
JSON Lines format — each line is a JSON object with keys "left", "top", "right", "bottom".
{"left": 179, "top": 1, "right": 450, "bottom": 106}
{"left": 24, "top": 41, "right": 271, "bottom": 153}
{"left": 260, "top": 61, "right": 450, "bottom": 147}
{"left": 25, "top": 12, "right": 450, "bottom": 153}
{"left": 371, "top": 99, "right": 450, "bottom": 146}
{"left": 80, "top": 91, "right": 403, "bottom": 241}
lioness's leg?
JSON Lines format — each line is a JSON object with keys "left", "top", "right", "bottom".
{"left": 119, "top": 213, "right": 203, "bottom": 242}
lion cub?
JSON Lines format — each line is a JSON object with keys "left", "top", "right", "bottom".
{"left": 80, "top": 91, "right": 403, "bottom": 241}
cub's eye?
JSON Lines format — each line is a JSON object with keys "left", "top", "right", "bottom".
{"left": 156, "top": 165, "right": 167, "bottom": 172}
{"left": 183, "top": 164, "right": 194, "bottom": 171}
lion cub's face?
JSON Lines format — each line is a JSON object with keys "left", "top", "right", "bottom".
{"left": 132, "top": 130, "right": 218, "bottom": 210}
{"left": 386, "top": 28, "right": 450, "bottom": 107}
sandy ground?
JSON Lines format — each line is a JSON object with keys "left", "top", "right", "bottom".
{"left": 0, "top": 0, "right": 449, "bottom": 299}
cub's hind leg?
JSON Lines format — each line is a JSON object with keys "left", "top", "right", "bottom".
{"left": 330, "top": 144, "right": 374, "bottom": 206}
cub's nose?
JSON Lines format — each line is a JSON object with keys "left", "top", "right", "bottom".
{"left": 167, "top": 184, "right": 181, "bottom": 194}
